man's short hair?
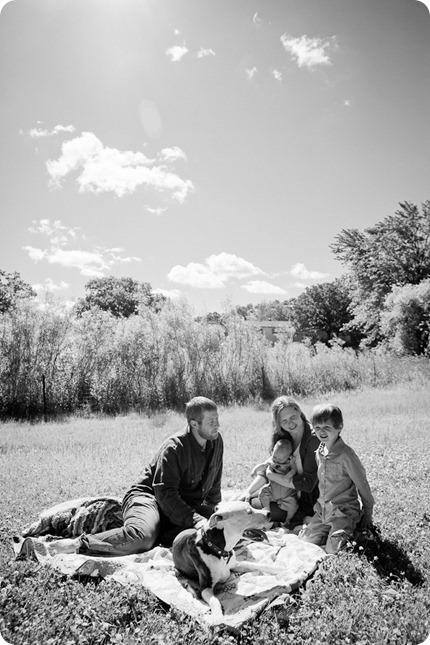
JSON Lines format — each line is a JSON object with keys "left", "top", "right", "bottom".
{"left": 311, "top": 403, "right": 343, "bottom": 429}
{"left": 185, "top": 396, "right": 217, "bottom": 424}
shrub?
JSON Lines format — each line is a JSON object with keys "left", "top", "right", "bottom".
{"left": 1, "top": 299, "right": 429, "bottom": 419}
{"left": 380, "top": 280, "right": 430, "bottom": 356}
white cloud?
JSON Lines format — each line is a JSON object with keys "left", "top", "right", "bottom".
{"left": 241, "top": 280, "right": 287, "bottom": 295}
{"left": 343, "top": 99, "right": 351, "bottom": 107}
{"left": 280, "top": 34, "right": 337, "bottom": 70}
{"left": 154, "top": 288, "right": 182, "bottom": 300}
{"left": 103, "top": 247, "right": 141, "bottom": 265}
{"left": 272, "top": 69, "right": 282, "bottom": 82}
{"left": 159, "top": 146, "right": 187, "bottom": 162}
{"left": 166, "top": 44, "right": 189, "bottom": 62}
{"left": 28, "top": 124, "right": 75, "bottom": 138}
{"left": 252, "top": 12, "right": 261, "bottom": 27}
{"left": 145, "top": 205, "right": 168, "bottom": 216}
{"left": 168, "top": 252, "right": 264, "bottom": 289}
{"left": 290, "top": 263, "right": 329, "bottom": 280}
{"left": 205, "top": 252, "right": 263, "bottom": 281}
{"left": 46, "top": 249, "right": 109, "bottom": 277}
{"left": 168, "top": 263, "right": 225, "bottom": 289}
{"left": 23, "top": 246, "right": 46, "bottom": 261}
{"left": 46, "top": 132, "right": 194, "bottom": 203}
{"left": 197, "top": 47, "right": 216, "bottom": 58}
{"left": 246, "top": 67, "right": 258, "bottom": 80}
{"left": 33, "top": 278, "right": 69, "bottom": 292}
{"left": 24, "top": 218, "right": 141, "bottom": 277}
{"left": 29, "top": 218, "right": 80, "bottom": 246}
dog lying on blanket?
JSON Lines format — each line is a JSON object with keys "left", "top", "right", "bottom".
{"left": 172, "top": 500, "right": 270, "bottom": 619}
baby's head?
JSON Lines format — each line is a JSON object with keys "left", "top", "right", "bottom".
{"left": 270, "top": 438, "right": 293, "bottom": 473}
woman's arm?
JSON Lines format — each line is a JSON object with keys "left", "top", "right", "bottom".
{"left": 290, "top": 434, "right": 320, "bottom": 493}
{"left": 266, "top": 467, "right": 295, "bottom": 488}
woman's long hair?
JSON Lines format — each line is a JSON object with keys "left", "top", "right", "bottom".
{"left": 270, "top": 395, "right": 310, "bottom": 449}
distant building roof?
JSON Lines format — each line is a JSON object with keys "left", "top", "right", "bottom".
{"left": 256, "top": 320, "right": 291, "bottom": 328}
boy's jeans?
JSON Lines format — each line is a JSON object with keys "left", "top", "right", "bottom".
{"left": 298, "top": 500, "right": 361, "bottom": 554}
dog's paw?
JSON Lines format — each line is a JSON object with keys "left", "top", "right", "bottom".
{"left": 201, "top": 588, "right": 224, "bottom": 621}
{"left": 205, "top": 612, "right": 224, "bottom": 626}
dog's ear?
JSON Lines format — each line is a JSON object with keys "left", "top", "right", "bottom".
{"left": 208, "top": 513, "right": 223, "bottom": 529}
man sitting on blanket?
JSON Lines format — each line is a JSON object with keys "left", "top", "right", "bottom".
{"left": 49, "top": 396, "right": 223, "bottom": 556}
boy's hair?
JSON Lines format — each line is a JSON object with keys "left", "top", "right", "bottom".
{"left": 185, "top": 396, "right": 217, "bottom": 425}
{"left": 311, "top": 403, "right": 343, "bottom": 429}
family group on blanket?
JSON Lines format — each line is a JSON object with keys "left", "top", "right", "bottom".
{"left": 48, "top": 394, "right": 374, "bottom": 559}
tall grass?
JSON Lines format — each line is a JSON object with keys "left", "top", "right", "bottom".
{"left": 1, "top": 299, "right": 429, "bottom": 419}
{"left": 1, "top": 382, "right": 430, "bottom": 644}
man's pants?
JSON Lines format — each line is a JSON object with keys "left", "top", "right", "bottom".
{"left": 77, "top": 494, "right": 214, "bottom": 556}
{"left": 78, "top": 494, "right": 161, "bottom": 556}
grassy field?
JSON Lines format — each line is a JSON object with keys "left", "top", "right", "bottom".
{"left": 1, "top": 381, "right": 430, "bottom": 645}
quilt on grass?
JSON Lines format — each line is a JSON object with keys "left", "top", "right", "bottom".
{"left": 13, "top": 495, "right": 326, "bottom": 630}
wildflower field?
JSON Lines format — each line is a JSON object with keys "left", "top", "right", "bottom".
{"left": 1, "top": 380, "right": 430, "bottom": 645}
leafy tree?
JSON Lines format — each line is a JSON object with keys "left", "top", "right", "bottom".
{"left": 233, "top": 300, "right": 293, "bottom": 321}
{"left": 254, "top": 299, "right": 293, "bottom": 321}
{"left": 233, "top": 303, "right": 256, "bottom": 320}
{"left": 289, "top": 278, "right": 357, "bottom": 346}
{"left": 0, "top": 270, "right": 36, "bottom": 314}
{"left": 331, "top": 201, "right": 430, "bottom": 343}
{"left": 76, "top": 276, "right": 167, "bottom": 318}
{"left": 196, "top": 311, "right": 227, "bottom": 327}
{"left": 380, "top": 280, "right": 430, "bottom": 356}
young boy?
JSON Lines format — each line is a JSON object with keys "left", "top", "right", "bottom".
{"left": 299, "top": 403, "right": 374, "bottom": 554}
{"left": 244, "top": 438, "right": 299, "bottom": 523}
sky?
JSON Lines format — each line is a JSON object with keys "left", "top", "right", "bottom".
{"left": 1, "top": 0, "right": 429, "bottom": 314}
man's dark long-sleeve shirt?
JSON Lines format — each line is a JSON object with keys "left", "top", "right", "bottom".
{"left": 124, "top": 427, "right": 223, "bottom": 528}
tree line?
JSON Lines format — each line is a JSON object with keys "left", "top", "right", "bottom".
{"left": 0, "top": 201, "right": 429, "bottom": 419}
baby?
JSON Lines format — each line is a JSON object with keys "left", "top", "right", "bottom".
{"left": 245, "top": 438, "right": 299, "bottom": 523}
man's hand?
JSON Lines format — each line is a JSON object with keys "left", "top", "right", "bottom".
{"left": 358, "top": 514, "right": 373, "bottom": 530}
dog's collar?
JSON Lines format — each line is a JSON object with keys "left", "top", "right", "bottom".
{"left": 199, "top": 530, "right": 233, "bottom": 562}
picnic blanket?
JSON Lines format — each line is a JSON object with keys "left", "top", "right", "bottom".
{"left": 12, "top": 494, "right": 326, "bottom": 630}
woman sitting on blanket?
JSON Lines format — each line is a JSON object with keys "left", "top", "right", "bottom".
{"left": 241, "top": 396, "right": 320, "bottom": 528}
